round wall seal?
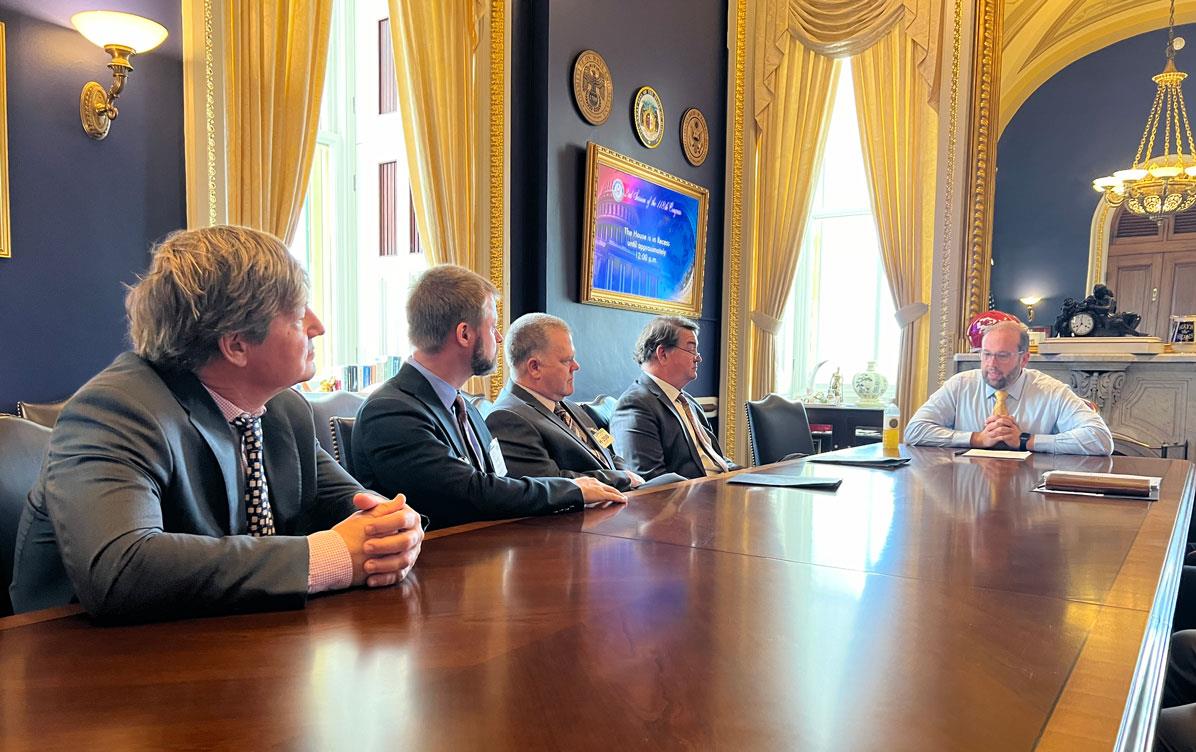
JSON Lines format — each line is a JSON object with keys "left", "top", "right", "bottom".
{"left": 633, "top": 86, "right": 665, "bottom": 148}
{"left": 680, "top": 108, "right": 709, "bottom": 166}
{"left": 572, "top": 50, "right": 613, "bottom": 125}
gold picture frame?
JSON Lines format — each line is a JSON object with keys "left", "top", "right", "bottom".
{"left": 0, "top": 23, "right": 10, "bottom": 259}
{"left": 581, "top": 142, "right": 708, "bottom": 317}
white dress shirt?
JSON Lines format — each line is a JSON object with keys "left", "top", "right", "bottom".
{"left": 904, "top": 368, "right": 1113, "bottom": 455}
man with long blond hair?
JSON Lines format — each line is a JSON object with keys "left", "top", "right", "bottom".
{"left": 9, "top": 225, "right": 423, "bottom": 622}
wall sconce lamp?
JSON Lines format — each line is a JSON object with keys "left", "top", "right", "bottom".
{"left": 1019, "top": 295, "right": 1043, "bottom": 323}
{"left": 71, "top": 11, "right": 168, "bottom": 140}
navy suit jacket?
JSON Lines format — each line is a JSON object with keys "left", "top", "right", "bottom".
{"left": 486, "top": 383, "right": 635, "bottom": 491}
{"left": 352, "top": 362, "right": 583, "bottom": 530}
{"left": 610, "top": 374, "right": 737, "bottom": 480}
{"left": 9, "top": 352, "right": 362, "bottom": 622}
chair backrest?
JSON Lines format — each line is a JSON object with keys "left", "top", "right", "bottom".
{"left": 464, "top": 393, "right": 496, "bottom": 419}
{"left": 744, "top": 393, "right": 815, "bottom": 466}
{"left": 303, "top": 391, "right": 366, "bottom": 455}
{"left": 0, "top": 416, "right": 52, "bottom": 616}
{"left": 580, "top": 395, "right": 618, "bottom": 431}
{"left": 329, "top": 416, "right": 356, "bottom": 477}
{"left": 16, "top": 399, "right": 69, "bottom": 429}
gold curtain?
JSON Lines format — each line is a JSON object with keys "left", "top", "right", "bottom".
{"left": 747, "top": 39, "right": 838, "bottom": 400}
{"left": 852, "top": 23, "right": 938, "bottom": 424}
{"left": 225, "top": 1, "right": 333, "bottom": 245}
{"left": 756, "top": 0, "right": 942, "bottom": 130}
{"left": 387, "top": 0, "right": 486, "bottom": 269}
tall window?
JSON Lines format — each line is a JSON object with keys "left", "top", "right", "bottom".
{"left": 775, "top": 61, "right": 899, "bottom": 402}
{"left": 292, "top": 0, "right": 427, "bottom": 383}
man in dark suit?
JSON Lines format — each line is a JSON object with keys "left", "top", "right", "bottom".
{"left": 611, "top": 316, "right": 738, "bottom": 480}
{"left": 486, "top": 313, "right": 643, "bottom": 491}
{"left": 353, "top": 266, "right": 626, "bottom": 530}
{"left": 9, "top": 226, "right": 423, "bottom": 622}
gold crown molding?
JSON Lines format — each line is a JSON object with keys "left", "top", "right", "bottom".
{"left": 204, "top": 0, "right": 217, "bottom": 228}
{"left": 486, "top": 0, "right": 506, "bottom": 400}
{"left": 959, "top": 0, "right": 1003, "bottom": 346}
{"left": 935, "top": 0, "right": 966, "bottom": 383}
{"left": 722, "top": 0, "right": 747, "bottom": 456}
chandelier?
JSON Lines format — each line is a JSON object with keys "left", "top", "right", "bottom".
{"left": 1093, "top": 0, "right": 1196, "bottom": 221}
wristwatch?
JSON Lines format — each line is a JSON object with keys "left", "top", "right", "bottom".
{"left": 1018, "top": 432, "right": 1031, "bottom": 451}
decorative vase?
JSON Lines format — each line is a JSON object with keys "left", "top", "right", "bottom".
{"left": 852, "top": 361, "right": 887, "bottom": 405}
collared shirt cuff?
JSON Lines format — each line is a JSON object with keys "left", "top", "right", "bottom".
{"left": 952, "top": 430, "right": 973, "bottom": 448}
{"left": 1031, "top": 434, "right": 1053, "bottom": 453}
{"left": 307, "top": 529, "right": 354, "bottom": 594}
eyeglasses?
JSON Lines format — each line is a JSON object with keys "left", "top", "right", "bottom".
{"left": 979, "top": 349, "right": 1023, "bottom": 363}
{"left": 672, "top": 345, "right": 702, "bottom": 361}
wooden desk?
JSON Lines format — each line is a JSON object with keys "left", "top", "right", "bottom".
{"left": 1, "top": 446, "right": 1190, "bottom": 751}
{"left": 805, "top": 403, "right": 884, "bottom": 450}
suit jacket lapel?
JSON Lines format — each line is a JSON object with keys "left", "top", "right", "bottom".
{"left": 260, "top": 407, "right": 300, "bottom": 530}
{"left": 464, "top": 401, "right": 494, "bottom": 473}
{"left": 641, "top": 375, "right": 704, "bottom": 470}
{"left": 560, "top": 400, "right": 615, "bottom": 469}
{"left": 399, "top": 364, "right": 470, "bottom": 461}
{"left": 159, "top": 367, "right": 242, "bottom": 533}
{"left": 510, "top": 384, "right": 611, "bottom": 468}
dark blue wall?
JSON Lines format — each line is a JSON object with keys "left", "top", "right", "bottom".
{"left": 992, "top": 25, "right": 1194, "bottom": 330}
{"left": 512, "top": 0, "right": 727, "bottom": 401}
{"left": 0, "top": 1, "right": 185, "bottom": 413}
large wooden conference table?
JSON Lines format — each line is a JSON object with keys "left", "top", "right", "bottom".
{"left": 1, "top": 445, "right": 1192, "bottom": 751}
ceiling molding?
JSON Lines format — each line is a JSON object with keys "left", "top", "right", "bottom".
{"left": 1001, "top": 1, "right": 1196, "bottom": 134}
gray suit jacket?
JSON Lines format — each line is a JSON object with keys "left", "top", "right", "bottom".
{"left": 8, "top": 352, "right": 362, "bottom": 622}
{"left": 352, "top": 362, "right": 583, "bottom": 530}
{"left": 611, "top": 374, "right": 737, "bottom": 480}
{"left": 486, "top": 383, "right": 635, "bottom": 491}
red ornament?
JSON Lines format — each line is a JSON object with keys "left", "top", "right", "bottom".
{"left": 966, "top": 310, "right": 1020, "bottom": 350}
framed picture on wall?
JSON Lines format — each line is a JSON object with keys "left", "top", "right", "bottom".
{"left": 580, "top": 142, "right": 708, "bottom": 317}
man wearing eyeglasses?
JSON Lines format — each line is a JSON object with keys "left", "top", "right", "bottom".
{"left": 905, "top": 320, "right": 1113, "bottom": 454}
{"left": 611, "top": 316, "right": 740, "bottom": 479}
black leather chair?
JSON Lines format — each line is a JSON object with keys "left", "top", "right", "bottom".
{"left": 580, "top": 395, "right": 618, "bottom": 431}
{"left": 0, "top": 416, "right": 52, "bottom": 616}
{"left": 744, "top": 394, "right": 815, "bottom": 466}
{"left": 329, "top": 416, "right": 356, "bottom": 477}
{"left": 16, "top": 399, "right": 69, "bottom": 429}
{"left": 303, "top": 391, "right": 366, "bottom": 456}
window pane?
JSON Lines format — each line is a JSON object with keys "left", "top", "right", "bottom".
{"left": 776, "top": 60, "right": 900, "bottom": 405}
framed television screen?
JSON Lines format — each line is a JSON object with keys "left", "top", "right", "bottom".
{"left": 580, "top": 142, "right": 708, "bottom": 317}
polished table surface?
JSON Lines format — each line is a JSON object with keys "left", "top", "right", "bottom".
{"left": 1, "top": 446, "right": 1192, "bottom": 751}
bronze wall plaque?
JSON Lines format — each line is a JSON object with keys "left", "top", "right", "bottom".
{"left": 572, "top": 50, "right": 613, "bottom": 125}
{"left": 681, "top": 108, "right": 708, "bottom": 166}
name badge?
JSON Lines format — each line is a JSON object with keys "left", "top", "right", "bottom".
{"left": 488, "top": 437, "right": 508, "bottom": 477}
{"left": 592, "top": 428, "right": 615, "bottom": 448}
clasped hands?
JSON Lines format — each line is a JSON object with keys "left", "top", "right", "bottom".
{"left": 971, "top": 415, "right": 1025, "bottom": 450}
{"left": 334, "top": 492, "right": 424, "bottom": 588}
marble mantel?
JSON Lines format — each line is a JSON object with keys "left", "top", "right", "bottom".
{"left": 953, "top": 352, "right": 1194, "bottom": 456}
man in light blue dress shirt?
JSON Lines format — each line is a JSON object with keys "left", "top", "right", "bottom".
{"left": 905, "top": 321, "right": 1113, "bottom": 455}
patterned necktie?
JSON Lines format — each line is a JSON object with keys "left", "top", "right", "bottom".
{"left": 452, "top": 395, "right": 485, "bottom": 471}
{"left": 676, "top": 394, "right": 730, "bottom": 472}
{"left": 232, "top": 414, "right": 274, "bottom": 536}
{"left": 554, "top": 402, "right": 611, "bottom": 469}
{"left": 992, "top": 390, "right": 1009, "bottom": 418}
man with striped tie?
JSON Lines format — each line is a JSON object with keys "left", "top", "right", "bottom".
{"left": 486, "top": 314, "right": 643, "bottom": 491}
{"left": 611, "top": 316, "right": 740, "bottom": 479}
{"left": 905, "top": 320, "right": 1112, "bottom": 454}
